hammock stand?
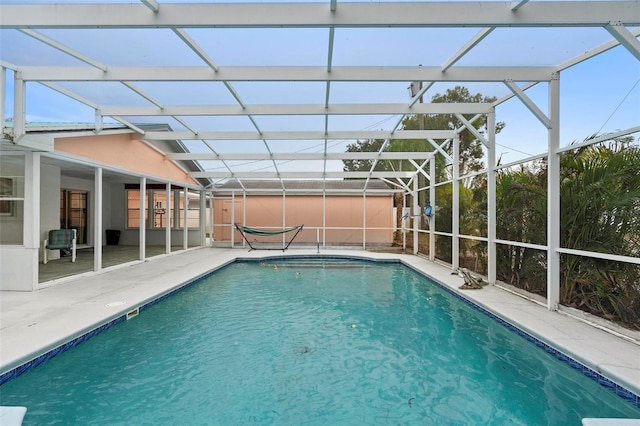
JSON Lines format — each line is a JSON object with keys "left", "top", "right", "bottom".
{"left": 234, "top": 224, "right": 304, "bottom": 252}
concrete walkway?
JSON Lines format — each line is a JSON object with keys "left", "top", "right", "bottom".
{"left": 1, "top": 248, "right": 639, "bottom": 399}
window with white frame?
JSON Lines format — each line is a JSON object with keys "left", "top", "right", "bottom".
{"left": 126, "top": 186, "right": 199, "bottom": 230}
{"left": 0, "top": 154, "right": 26, "bottom": 245}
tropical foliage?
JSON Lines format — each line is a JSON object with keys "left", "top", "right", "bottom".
{"left": 558, "top": 141, "right": 640, "bottom": 327}
{"left": 470, "top": 140, "right": 639, "bottom": 328}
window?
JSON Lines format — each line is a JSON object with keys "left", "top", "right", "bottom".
{"left": 126, "top": 190, "right": 144, "bottom": 228}
{"left": 177, "top": 190, "right": 201, "bottom": 229}
{"left": 0, "top": 177, "right": 16, "bottom": 216}
{"left": 0, "top": 154, "right": 25, "bottom": 245}
{"left": 126, "top": 187, "right": 199, "bottom": 230}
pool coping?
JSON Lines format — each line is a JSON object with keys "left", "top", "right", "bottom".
{"left": 1, "top": 248, "right": 639, "bottom": 411}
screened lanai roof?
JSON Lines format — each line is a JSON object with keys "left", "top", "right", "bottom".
{"left": 1, "top": 0, "right": 639, "bottom": 192}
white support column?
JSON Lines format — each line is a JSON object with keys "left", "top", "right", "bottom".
{"left": 282, "top": 190, "right": 286, "bottom": 249}
{"left": 363, "top": 192, "right": 368, "bottom": 249}
{"left": 165, "top": 183, "right": 171, "bottom": 254}
{"left": 24, "top": 151, "right": 39, "bottom": 289}
{"left": 452, "top": 136, "right": 460, "bottom": 270}
{"left": 487, "top": 111, "right": 497, "bottom": 284}
{"left": 413, "top": 177, "right": 418, "bottom": 255}
{"left": 182, "top": 187, "right": 188, "bottom": 250}
{"left": 200, "top": 189, "right": 206, "bottom": 247}
{"left": 429, "top": 157, "right": 436, "bottom": 261}
{"left": 139, "top": 177, "right": 146, "bottom": 261}
{"left": 242, "top": 190, "right": 246, "bottom": 243}
{"left": 24, "top": 152, "right": 40, "bottom": 249}
{"left": 1, "top": 67, "right": 5, "bottom": 132}
{"left": 209, "top": 191, "right": 214, "bottom": 244}
{"left": 95, "top": 111, "right": 103, "bottom": 134}
{"left": 547, "top": 73, "right": 561, "bottom": 311}
{"left": 13, "top": 71, "right": 25, "bottom": 141}
{"left": 402, "top": 192, "right": 407, "bottom": 252}
{"left": 231, "top": 191, "right": 236, "bottom": 248}
{"left": 322, "top": 190, "right": 326, "bottom": 248}
{"left": 94, "top": 167, "right": 102, "bottom": 272}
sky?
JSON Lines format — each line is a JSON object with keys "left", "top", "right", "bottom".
{"left": 1, "top": 0, "right": 639, "bottom": 174}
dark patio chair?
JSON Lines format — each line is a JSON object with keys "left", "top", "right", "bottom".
{"left": 43, "top": 229, "right": 77, "bottom": 264}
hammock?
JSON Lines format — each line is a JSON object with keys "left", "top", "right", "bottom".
{"left": 234, "top": 224, "right": 304, "bottom": 251}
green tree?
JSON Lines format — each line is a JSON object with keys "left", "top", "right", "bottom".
{"left": 342, "top": 138, "right": 389, "bottom": 172}
{"left": 402, "top": 86, "right": 505, "bottom": 178}
{"left": 342, "top": 86, "right": 504, "bottom": 178}
{"left": 342, "top": 86, "right": 505, "bottom": 250}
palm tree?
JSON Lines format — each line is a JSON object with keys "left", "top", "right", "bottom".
{"left": 559, "top": 140, "right": 640, "bottom": 328}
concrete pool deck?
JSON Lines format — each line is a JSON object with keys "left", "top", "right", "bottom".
{"left": 1, "top": 248, "right": 639, "bottom": 401}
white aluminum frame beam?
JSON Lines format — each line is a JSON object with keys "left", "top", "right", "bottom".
{"left": 145, "top": 130, "right": 456, "bottom": 141}
{"left": 0, "top": 67, "right": 4, "bottom": 133}
{"left": 505, "top": 80, "right": 552, "bottom": 129}
{"left": 454, "top": 113, "right": 489, "bottom": 146}
{"left": 172, "top": 28, "right": 220, "bottom": 71}
{"left": 140, "top": 0, "right": 159, "bottom": 13}
{"left": 94, "top": 167, "right": 103, "bottom": 272}
{"left": 191, "top": 171, "right": 415, "bottom": 179}
{"left": 604, "top": 22, "right": 640, "bottom": 61}
{"left": 452, "top": 136, "right": 460, "bottom": 270}
{"left": 99, "top": 103, "right": 493, "bottom": 117}
{"left": 557, "top": 125, "right": 640, "bottom": 154}
{"left": 15, "top": 66, "right": 557, "bottom": 83}
{"left": 487, "top": 111, "right": 496, "bottom": 284}
{"left": 165, "top": 182, "right": 171, "bottom": 254}
{"left": 111, "top": 117, "right": 146, "bottom": 135}
{"left": 547, "top": 74, "right": 561, "bottom": 311}
{"left": 39, "top": 82, "right": 100, "bottom": 110}
{"left": 2, "top": 2, "right": 637, "bottom": 28}
{"left": 441, "top": 27, "right": 495, "bottom": 72}
{"left": 139, "top": 176, "right": 146, "bottom": 261}
{"left": 19, "top": 29, "right": 108, "bottom": 71}
{"left": 492, "top": 28, "right": 640, "bottom": 108}
{"left": 169, "top": 152, "right": 436, "bottom": 161}
{"left": 511, "top": 0, "right": 530, "bottom": 11}
{"left": 121, "top": 82, "right": 163, "bottom": 109}
{"left": 12, "top": 71, "right": 25, "bottom": 140}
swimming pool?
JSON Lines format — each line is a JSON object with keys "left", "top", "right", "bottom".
{"left": 1, "top": 258, "right": 639, "bottom": 424}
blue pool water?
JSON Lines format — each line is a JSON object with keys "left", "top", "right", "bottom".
{"left": 1, "top": 258, "right": 639, "bottom": 424}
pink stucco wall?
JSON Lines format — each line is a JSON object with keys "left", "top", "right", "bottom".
{"left": 55, "top": 133, "right": 198, "bottom": 186}
{"left": 213, "top": 194, "right": 393, "bottom": 244}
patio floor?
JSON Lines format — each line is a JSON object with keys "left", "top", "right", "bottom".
{"left": 38, "top": 245, "right": 189, "bottom": 283}
{"left": 4, "top": 248, "right": 640, "bottom": 403}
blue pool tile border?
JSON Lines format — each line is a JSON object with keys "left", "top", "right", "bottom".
{"left": 0, "top": 315, "right": 126, "bottom": 386}
{"left": 0, "top": 264, "right": 226, "bottom": 387}
{"left": 2, "top": 255, "right": 639, "bottom": 412}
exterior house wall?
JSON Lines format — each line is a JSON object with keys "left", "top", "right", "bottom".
{"left": 214, "top": 194, "right": 393, "bottom": 245}
{"left": 0, "top": 154, "right": 36, "bottom": 290}
{"left": 0, "top": 246, "right": 37, "bottom": 291}
{"left": 55, "top": 134, "right": 198, "bottom": 187}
